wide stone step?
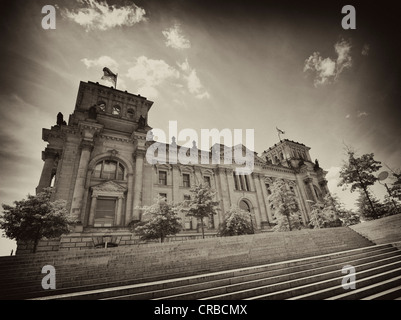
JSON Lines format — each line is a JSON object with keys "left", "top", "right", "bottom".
{"left": 27, "top": 244, "right": 398, "bottom": 300}
{"left": 184, "top": 259, "right": 401, "bottom": 300}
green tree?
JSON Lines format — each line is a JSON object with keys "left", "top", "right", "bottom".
{"left": 129, "top": 196, "right": 182, "bottom": 243}
{"left": 308, "top": 194, "right": 342, "bottom": 229}
{"left": 355, "top": 191, "right": 385, "bottom": 220}
{"left": 381, "top": 195, "right": 400, "bottom": 216}
{"left": 0, "top": 188, "right": 75, "bottom": 253}
{"left": 389, "top": 171, "right": 401, "bottom": 201}
{"left": 338, "top": 149, "right": 382, "bottom": 219}
{"left": 337, "top": 209, "right": 361, "bottom": 226}
{"left": 218, "top": 206, "right": 254, "bottom": 236}
{"left": 179, "top": 183, "right": 220, "bottom": 239}
{"left": 268, "top": 179, "right": 302, "bottom": 231}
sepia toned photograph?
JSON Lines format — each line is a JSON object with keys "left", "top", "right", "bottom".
{"left": 0, "top": 0, "right": 400, "bottom": 308}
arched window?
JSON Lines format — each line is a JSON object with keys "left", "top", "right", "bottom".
{"left": 93, "top": 160, "right": 125, "bottom": 180}
{"left": 127, "top": 109, "right": 135, "bottom": 119}
{"left": 98, "top": 102, "right": 106, "bottom": 112}
{"left": 112, "top": 105, "right": 121, "bottom": 116}
{"left": 239, "top": 200, "right": 251, "bottom": 212}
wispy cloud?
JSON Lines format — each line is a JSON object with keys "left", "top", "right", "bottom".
{"left": 178, "top": 59, "right": 210, "bottom": 99}
{"left": 357, "top": 111, "right": 369, "bottom": 118}
{"left": 162, "top": 23, "right": 191, "bottom": 50}
{"left": 126, "top": 56, "right": 180, "bottom": 98}
{"left": 304, "top": 39, "right": 352, "bottom": 87}
{"left": 62, "top": 0, "right": 146, "bottom": 31}
{"left": 81, "top": 55, "right": 119, "bottom": 69}
{"left": 81, "top": 55, "right": 127, "bottom": 89}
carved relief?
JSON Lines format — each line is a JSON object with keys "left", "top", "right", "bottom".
{"left": 91, "top": 180, "right": 127, "bottom": 195}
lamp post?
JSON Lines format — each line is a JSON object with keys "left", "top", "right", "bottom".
{"left": 378, "top": 171, "right": 399, "bottom": 213}
{"left": 306, "top": 200, "right": 321, "bottom": 228}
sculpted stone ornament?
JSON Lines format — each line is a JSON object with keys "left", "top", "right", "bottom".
{"left": 56, "top": 112, "right": 66, "bottom": 126}
{"left": 92, "top": 180, "right": 127, "bottom": 194}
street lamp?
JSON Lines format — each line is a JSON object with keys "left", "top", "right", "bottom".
{"left": 306, "top": 200, "right": 321, "bottom": 228}
{"left": 378, "top": 171, "right": 399, "bottom": 213}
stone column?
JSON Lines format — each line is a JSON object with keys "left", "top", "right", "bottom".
{"left": 70, "top": 140, "right": 93, "bottom": 220}
{"left": 252, "top": 173, "right": 268, "bottom": 224}
{"left": 260, "top": 177, "right": 274, "bottom": 223}
{"left": 36, "top": 147, "right": 60, "bottom": 193}
{"left": 124, "top": 173, "right": 134, "bottom": 225}
{"left": 116, "top": 195, "right": 124, "bottom": 226}
{"left": 226, "top": 168, "right": 235, "bottom": 204}
{"left": 132, "top": 149, "right": 145, "bottom": 220}
{"left": 215, "top": 167, "right": 229, "bottom": 223}
{"left": 88, "top": 194, "right": 97, "bottom": 226}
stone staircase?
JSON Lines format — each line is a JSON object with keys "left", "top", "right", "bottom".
{"left": 31, "top": 244, "right": 401, "bottom": 300}
{"left": 350, "top": 214, "right": 401, "bottom": 245}
{"left": 1, "top": 226, "right": 400, "bottom": 300}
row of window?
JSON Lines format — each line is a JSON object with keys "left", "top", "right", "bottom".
{"left": 97, "top": 102, "right": 136, "bottom": 119}
{"left": 233, "top": 173, "right": 251, "bottom": 191}
{"left": 158, "top": 171, "right": 211, "bottom": 188}
{"left": 91, "top": 161, "right": 299, "bottom": 199}
{"left": 266, "top": 150, "right": 308, "bottom": 164}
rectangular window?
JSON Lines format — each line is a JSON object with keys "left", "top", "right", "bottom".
{"left": 94, "top": 198, "right": 116, "bottom": 227}
{"left": 183, "top": 173, "right": 190, "bottom": 187}
{"left": 159, "top": 171, "right": 167, "bottom": 185}
{"left": 204, "top": 176, "right": 211, "bottom": 187}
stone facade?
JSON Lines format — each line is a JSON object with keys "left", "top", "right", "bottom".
{"left": 21, "top": 81, "right": 329, "bottom": 253}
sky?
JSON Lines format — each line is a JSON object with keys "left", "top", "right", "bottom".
{"left": 0, "top": 0, "right": 400, "bottom": 255}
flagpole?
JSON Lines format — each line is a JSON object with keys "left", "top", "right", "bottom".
{"left": 115, "top": 73, "right": 118, "bottom": 89}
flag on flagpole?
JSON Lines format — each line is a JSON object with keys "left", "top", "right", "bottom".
{"left": 276, "top": 127, "right": 285, "bottom": 135}
{"left": 101, "top": 67, "right": 117, "bottom": 88}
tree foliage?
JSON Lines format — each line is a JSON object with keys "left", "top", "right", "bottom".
{"left": 355, "top": 190, "right": 386, "bottom": 220}
{"left": 337, "top": 209, "right": 361, "bottom": 226}
{"left": 308, "top": 194, "right": 343, "bottom": 228}
{"left": 0, "top": 188, "right": 76, "bottom": 253}
{"left": 218, "top": 206, "right": 254, "bottom": 236}
{"left": 268, "top": 179, "right": 302, "bottom": 231}
{"left": 389, "top": 171, "right": 401, "bottom": 201}
{"left": 179, "top": 183, "right": 220, "bottom": 239}
{"left": 338, "top": 149, "right": 382, "bottom": 219}
{"left": 382, "top": 195, "right": 400, "bottom": 216}
{"left": 129, "top": 196, "right": 182, "bottom": 243}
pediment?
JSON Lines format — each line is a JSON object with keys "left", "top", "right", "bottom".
{"left": 92, "top": 180, "right": 126, "bottom": 193}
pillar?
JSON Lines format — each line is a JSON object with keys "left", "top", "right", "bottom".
{"left": 124, "top": 173, "right": 134, "bottom": 225}
{"left": 36, "top": 147, "right": 60, "bottom": 194}
{"left": 132, "top": 149, "right": 145, "bottom": 220}
{"left": 88, "top": 194, "right": 97, "bottom": 226}
{"left": 70, "top": 140, "right": 93, "bottom": 220}
{"left": 260, "top": 177, "right": 274, "bottom": 222}
{"left": 116, "top": 195, "right": 124, "bottom": 226}
{"left": 252, "top": 173, "right": 268, "bottom": 224}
